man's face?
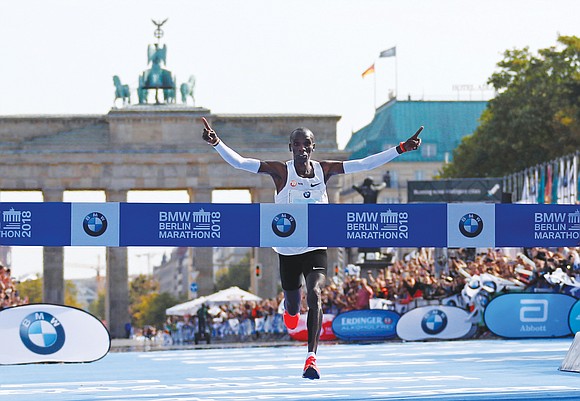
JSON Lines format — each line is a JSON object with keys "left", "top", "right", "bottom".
{"left": 289, "top": 130, "right": 315, "bottom": 163}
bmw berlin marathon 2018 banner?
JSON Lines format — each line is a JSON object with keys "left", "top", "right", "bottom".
{"left": 2, "top": 201, "right": 580, "bottom": 248}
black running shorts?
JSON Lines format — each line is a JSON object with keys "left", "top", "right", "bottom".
{"left": 278, "top": 249, "right": 327, "bottom": 291}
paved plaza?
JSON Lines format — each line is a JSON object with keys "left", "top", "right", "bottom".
{"left": 2, "top": 338, "right": 580, "bottom": 400}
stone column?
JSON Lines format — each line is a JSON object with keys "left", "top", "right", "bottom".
{"left": 251, "top": 188, "right": 278, "bottom": 299}
{"left": 188, "top": 187, "right": 213, "bottom": 296}
{"left": 42, "top": 189, "right": 64, "bottom": 304}
{"left": 105, "top": 189, "right": 129, "bottom": 339}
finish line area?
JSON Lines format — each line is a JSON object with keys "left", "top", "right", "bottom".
{"left": 2, "top": 339, "right": 580, "bottom": 401}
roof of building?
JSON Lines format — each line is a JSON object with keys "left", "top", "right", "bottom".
{"left": 345, "top": 99, "right": 488, "bottom": 161}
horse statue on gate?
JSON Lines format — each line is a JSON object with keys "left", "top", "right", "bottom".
{"left": 113, "top": 75, "right": 131, "bottom": 106}
{"left": 164, "top": 87, "right": 176, "bottom": 104}
{"left": 180, "top": 75, "right": 196, "bottom": 105}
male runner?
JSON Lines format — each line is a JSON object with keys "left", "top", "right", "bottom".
{"left": 202, "top": 117, "right": 422, "bottom": 379}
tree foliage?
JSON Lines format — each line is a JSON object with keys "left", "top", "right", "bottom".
{"left": 129, "top": 274, "right": 181, "bottom": 329}
{"left": 441, "top": 35, "right": 580, "bottom": 178}
{"left": 16, "top": 278, "right": 42, "bottom": 303}
{"left": 215, "top": 253, "right": 251, "bottom": 291}
{"left": 16, "top": 278, "right": 81, "bottom": 308}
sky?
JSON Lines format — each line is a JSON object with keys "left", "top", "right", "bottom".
{"left": 2, "top": 0, "right": 578, "bottom": 149}
{"left": 0, "top": 0, "right": 578, "bottom": 280}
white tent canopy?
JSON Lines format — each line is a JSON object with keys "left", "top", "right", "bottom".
{"left": 165, "top": 287, "right": 262, "bottom": 316}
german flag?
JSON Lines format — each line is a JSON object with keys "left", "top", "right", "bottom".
{"left": 361, "top": 63, "right": 375, "bottom": 78}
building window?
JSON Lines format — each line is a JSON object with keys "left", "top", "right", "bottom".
{"left": 421, "top": 143, "right": 437, "bottom": 158}
{"left": 415, "top": 170, "right": 425, "bottom": 180}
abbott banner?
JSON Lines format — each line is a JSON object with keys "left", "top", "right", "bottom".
{"left": 484, "top": 293, "right": 575, "bottom": 338}
{"left": 0, "top": 304, "right": 110, "bottom": 365}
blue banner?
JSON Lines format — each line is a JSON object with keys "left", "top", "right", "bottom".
{"left": 119, "top": 203, "right": 260, "bottom": 247}
{"left": 309, "top": 204, "right": 447, "bottom": 247}
{"left": 496, "top": 204, "right": 580, "bottom": 247}
{"left": 0, "top": 203, "right": 70, "bottom": 246}
{"left": 484, "top": 293, "right": 575, "bottom": 338}
{"left": 3, "top": 202, "right": 580, "bottom": 247}
{"left": 331, "top": 309, "right": 399, "bottom": 341}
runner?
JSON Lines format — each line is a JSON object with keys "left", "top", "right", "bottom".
{"left": 202, "top": 117, "right": 422, "bottom": 379}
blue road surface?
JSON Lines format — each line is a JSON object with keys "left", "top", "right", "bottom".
{"left": 2, "top": 339, "right": 580, "bottom": 401}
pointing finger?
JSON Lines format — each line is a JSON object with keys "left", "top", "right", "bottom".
{"left": 202, "top": 117, "right": 212, "bottom": 130}
{"left": 412, "top": 126, "right": 424, "bottom": 139}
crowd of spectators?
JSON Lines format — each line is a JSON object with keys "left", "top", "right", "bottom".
{"left": 156, "top": 246, "right": 580, "bottom": 343}
{"left": 0, "top": 264, "right": 27, "bottom": 310}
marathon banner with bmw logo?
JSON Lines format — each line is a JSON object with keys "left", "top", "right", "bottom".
{"left": 71, "top": 202, "right": 120, "bottom": 246}
{"left": 447, "top": 203, "right": 496, "bottom": 248}
{"left": 0, "top": 304, "right": 110, "bottom": 365}
{"left": 309, "top": 204, "right": 447, "bottom": 247}
{"left": 259, "top": 204, "right": 309, "bottom": 248}
{"left": 3, "top": 202, "right": 580, "bottom": 247}
{"left": 0, "top": 202, "right": 70, "bottom": 246}
{"left": 396, "top": 306, "right": 474, "bottom": 341}
{"left": 496, "top": 204, "right": 580, "bottom": 247}
{"left": 120, "top": 203, "right": 260, "bottom": 247}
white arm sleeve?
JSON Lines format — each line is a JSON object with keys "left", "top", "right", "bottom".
{"left": 342, "top": 146, "right": 400, "bottom": 174}
{"left": 214, "top": 141, "right": 261, "bottom": 173}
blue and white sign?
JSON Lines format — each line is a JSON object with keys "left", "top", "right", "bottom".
{"left": 396, "top": 306, "right": 474, "bottom": 341}
{"left": 484, "top": 293, "right": 575, "bottom": 338}
{"left": 120, "top": 203, "right": 260, "bottom": 247}
{"left": 259, "top": 204, "right": 308, "bottom": 248}
{"left": 496, "top": 204, "right": 580, "bottom": 247}
{"left": 447, "top": 203, "right": 495, "bottom": 248}
{"left": 309, "top": 204, "right": 447, "bottom": 247}
{"left": 0, "top": 304, "right": 110, "bottom": 365}
{"left": 331, "top": 309, "right": 399, "bottom": 341}
{"left": 71, "top": 203, "right": 120, "bottom": 246}
{"left": 0, "top": 202, "right": 71, "bottom": 246}
{"left": 190, "top": 282, "right": 198, "bottom": 293}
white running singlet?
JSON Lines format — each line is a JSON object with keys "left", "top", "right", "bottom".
{"left": 273, "top": 160, "right": 328, "bottom": 256}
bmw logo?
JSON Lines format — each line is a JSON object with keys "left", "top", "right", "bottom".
{"left": 459, "top": 213, "right": 483, "bottom": 238}
{"left": 20, "top": 311, "right": 66, "bottom": 355}
{"left": 421, "top": 309, "right": 448, "bottom": 335}
{"left": 272, "top": 213, "right": 296, "bottom": 238}
{"left": 83, "top": 212, "right": 108, "bottom": 237}
{"left": 303, "top": 191, "right": 311, "bottom": 199}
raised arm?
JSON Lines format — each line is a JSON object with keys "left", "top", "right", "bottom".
{"left": 202, "top": 117, "right": 262, "bottom": 173}
{"left": 202, "top": 117, "right": 288, "bottom": 190}
{"left": 323, "top": 126, "right": 423, "bottom": 178}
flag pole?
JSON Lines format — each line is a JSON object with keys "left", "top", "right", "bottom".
{"left": 394, "top": 51, "right": 398, "bottom": 100}
{"left": 373, "top": 66, "right": 377, "bottom": 109}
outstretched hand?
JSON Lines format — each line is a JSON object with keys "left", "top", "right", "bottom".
{"left": 202, "top": 117, "right": 220, "bottom": 146}
{"left": 401, "top": 126, "right": 423, "bottom": 152}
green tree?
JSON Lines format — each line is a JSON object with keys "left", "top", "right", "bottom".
{"left": 88, "top": 290, "right": 106, "bottom": 321}
{"left": 215, "top": 253, "right": 251, "bottom": 291}
{"left": 64, "top": 280, "right": 81, "bottom": 308}
{"left": 441, "top": 35, "right": 580, "bottom": 178}
{"left": 15, "top": 278, "right": 81, "bottom": 308}
{"left": 16, "top": 278, "right": 42, "bottom": 303}
{"left": 129, "top": 274, "right": 183, "bottom": 329}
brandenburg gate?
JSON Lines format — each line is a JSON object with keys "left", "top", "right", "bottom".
{"left": 0, "top": 108, "right": 345, "bottom": 337}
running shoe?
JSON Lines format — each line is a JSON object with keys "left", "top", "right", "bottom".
{"left": 283, "top": 311, "right": 299, "bottom": 330}
{"left": 302, "top": 355, "right": 320, "bottom": 380}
